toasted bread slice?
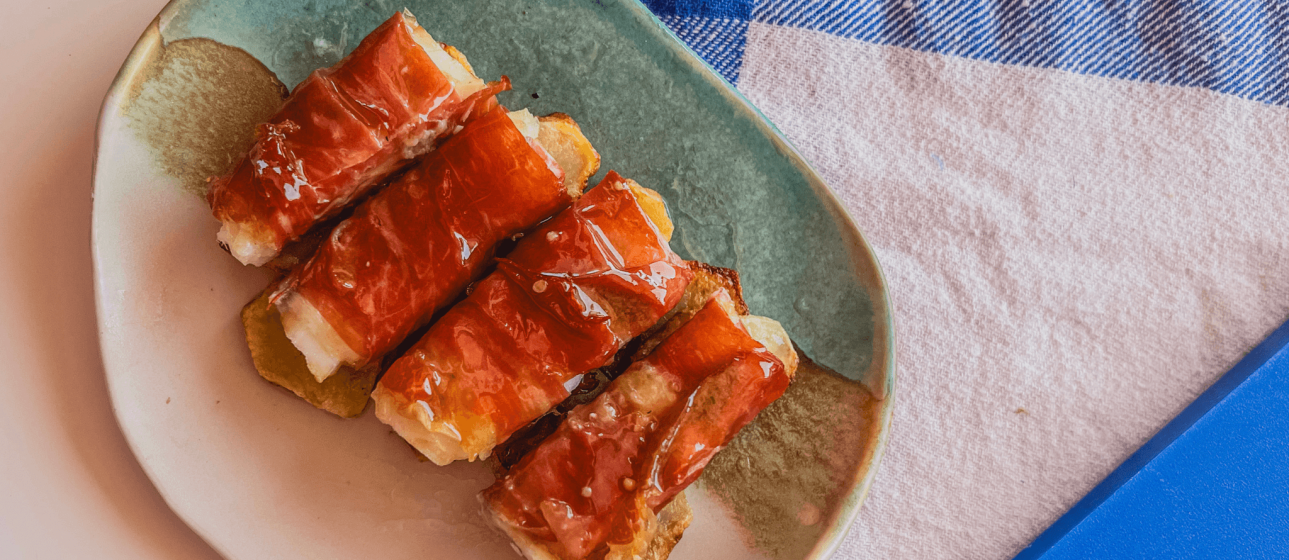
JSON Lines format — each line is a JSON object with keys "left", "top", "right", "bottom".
{"left": 243, "top": 111, "right": 599, "bottom": 416}
{"left": 643, "top": 492, "right": 692, "bottom": 560}
{"left": 538, "top": 113, "right": 601, "bottom": 198}
{"left": 241, "top": 290, "right": 380, "bottom": 418}
{"left": 627, "top": 181, "right": 673, "bottom": 241}
{"left": 484, "top": 490, "right": 691, "bottom": 560}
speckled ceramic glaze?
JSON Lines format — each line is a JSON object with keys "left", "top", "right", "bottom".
{"left": 92, "top": 1, "right": 895, "bottom": 559}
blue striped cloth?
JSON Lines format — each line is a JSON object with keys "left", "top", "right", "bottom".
{"left": 645, "top": 0, "right": 1289, "bottom": 105}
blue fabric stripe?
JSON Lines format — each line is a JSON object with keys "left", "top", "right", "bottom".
{"left": 645, "top": 0, "right": 754, "bottom": 83}
{"left": 752, "top": 0, "right": 1289, "bottom": 106}
{"left": 657, "top": 15, "right": 751, "bottom": 83}
{"left": 645, "top": 0, "right": 751, "bottom": 19}
{"left": 643, "top": 0, "right": 1289, "bottom": 106}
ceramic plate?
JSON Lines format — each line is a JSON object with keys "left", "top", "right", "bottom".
{"left": 92, "top": 0, "right": 895, "bottom": 558}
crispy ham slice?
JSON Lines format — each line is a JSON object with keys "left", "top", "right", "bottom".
{"left": 209, "top": 10, "right": 505, "bottom": 266}
{"left": 241, "top": 109, "right": 599, "bottom": 416}
{"left": 373, "top": 172, "right": 692, "bottom": 465}
{"left": 483, "top": 290, "right": 798, "bottom": 560}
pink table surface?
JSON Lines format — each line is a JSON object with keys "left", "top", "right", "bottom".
{"left": 0, "top": 1, "right": 220, "bottom": 557}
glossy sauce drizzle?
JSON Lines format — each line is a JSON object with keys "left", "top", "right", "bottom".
{"left": 207, "top": 11, "right": 506, "bottom": 253}
{"left": 484, "top": 291, "right": 790, "bottom": 559}
{"left": 378, "top": 173, "right": 692, "bottom": 455}
{"left": 273, "top": 106, "right": 570, "bottom": 363}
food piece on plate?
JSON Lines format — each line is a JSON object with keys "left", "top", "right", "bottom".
{"left": 259, "top": 110, "right": 602, "bottom": 276}
{"left": 482, "top": 289, "right": 798, "bottom": 560}
{"left": 492, "top": 261, "right": 747, "bottom": 471}
{"left": 271, "top": 107, "right": 596, "bottom": 382}
{"left": 208, "top": 9, "right": 509, "bottom": 267}
{"left": 373, "top": 172, "right": 693, "bottom": 465}
{"left": 242, "top": 107, "right": 600, "bottom": 416}
{"left": 241, "top": 290, "right": 379, "bottom": 418}
{"left": 630, "top": 261, "right": 749, "bottom": 361}
{"left": 641, "top": 493, "right": 692, "bottom": 560}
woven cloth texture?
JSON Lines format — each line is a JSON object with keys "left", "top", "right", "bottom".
{"left": 645, "top": 1, "right": 1289, "bottom": 558}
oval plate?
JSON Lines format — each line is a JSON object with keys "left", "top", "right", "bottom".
{"left": 92, "top": 1, "right": 895, "bottom": 559}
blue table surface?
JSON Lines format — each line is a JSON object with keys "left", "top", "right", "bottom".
{"left": 1014, "top": 318, "right": 1289, "bottom": 559}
